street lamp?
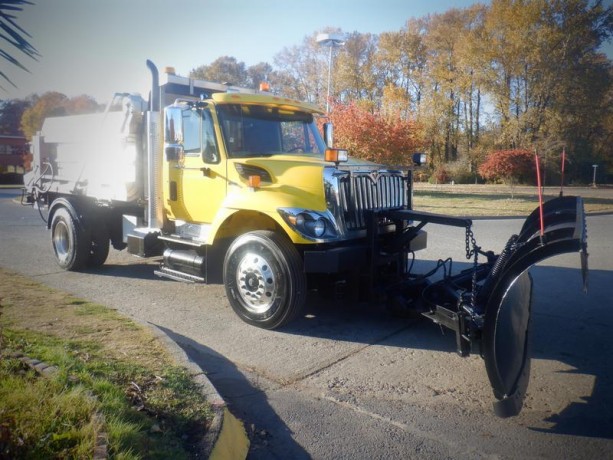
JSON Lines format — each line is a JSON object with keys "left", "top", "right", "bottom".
{"left": 592, "top": 164, "right": 598, "bottom": 188}
{"left": 316, "top": 33, "right": 344, "bottom": 113}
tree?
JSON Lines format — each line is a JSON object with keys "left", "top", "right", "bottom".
{"left": 334, "top": 32, "right": 379, "bottom": 104}
{"left": 481, "top": 0, "right": 613, "bottom": 151}
{"left": 0, "top": 97, "right": 31, "bottom": 135}
{"left": 20, "top": 92, "right": 101, "bottom": 138}
{"left": 65, "top": 94, "right": 100, "bottom": 114}
{"left": 377, "top": 20, "right": 428, "bottom": 116}
{"left": 0, "top": 0, "right": 39, "bottom": 89}
{"left": 328, "top": 100, "right": 423, "bottom": 166}
{"left": 246, "top": 62, "right": 273, "bottom": 89}
{"left": 190, "top": 56, "right": 249, "bottom": 87}
{"left": 273, "top": 29, "right": 340, "bottom": 106}
{"left": 478, "top": 148, "right": 535, "bottom": 185}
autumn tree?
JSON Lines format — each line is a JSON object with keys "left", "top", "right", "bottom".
{"left": 481, "top": 0, "right": 612, "bottom": 151}
{"left": 65, "top": 94, "right": 100, "bottom": 114}
{"left": 246, "top": 62, "right": 273, "bottom": 88}
{"left": 328, "top": 100, "right": 423, "bottom": 166}
{"left": 20, "top": 92, "right": 101, "bottom": 138}
{"left": 273, "top": 28, "right": 343, "bottom": 106}
{"left": 478, "top": 149, "right": 536, "bottom": 185}
{"left": 190, "top": 56, "right": 249, "bottom": 87}
{"left": 377, "top": 20, "right": 427, "bottom": 117}
{"left": 334, "top": 32, "right": 379, "bottom": 104}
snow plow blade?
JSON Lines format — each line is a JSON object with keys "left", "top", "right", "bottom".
{"left": 381, "top": 195, "right": 588, "bottom": 417}
{"left": 481, "top": 195, "right": 588, "bottom": 417}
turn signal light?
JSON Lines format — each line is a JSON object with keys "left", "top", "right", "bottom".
{"left": 248, "top": 175, "right": 261, "bottom": 188}
{"left": 325, "top": 148, "right": 348, "bottom": 164}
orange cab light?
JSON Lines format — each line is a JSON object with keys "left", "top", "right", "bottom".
{"left": 248, "top": 175, "right": 261, "bottom": 188}
{"left": 325, "top": 148, "right": 349, "bottom": 164}
{"left": 259, "top": 81, "right": 271, "bottom": 92}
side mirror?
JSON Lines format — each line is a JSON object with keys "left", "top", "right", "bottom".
{"left": 412, "top": 152, "right": 427, "bottom": 166}
{"left": 323, "top": 122, "right": 334, "bottom": 148}
{"left": 165, "top": 144, "right": 184, "bottom": 162}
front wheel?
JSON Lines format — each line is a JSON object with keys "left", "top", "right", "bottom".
{"left": 223, "top": 231, "right": 306, "bottom": 329}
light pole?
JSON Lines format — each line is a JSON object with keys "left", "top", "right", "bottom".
{"left": 316, "top": 33, "right": 344, "bottom": 113}
{"left": 592, "top": 164, "right": 598, "bottom": 188}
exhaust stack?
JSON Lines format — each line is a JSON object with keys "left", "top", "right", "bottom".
{"left": 145, "top": 60, "right": 163, "bottom": 231}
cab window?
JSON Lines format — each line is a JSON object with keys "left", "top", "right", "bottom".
{"left": 182, "top": 109, "right": 201, "bottom": 155}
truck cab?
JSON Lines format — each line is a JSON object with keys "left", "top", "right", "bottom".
{"left": 137, "top": 67, "right": 423, "bottom": 329}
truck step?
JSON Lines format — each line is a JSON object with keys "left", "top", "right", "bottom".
{"left": 154, "top": 266, "right": 204, "bottom": 283}
{"left": 158, "top": 234, "right": 204, "bottom": 247}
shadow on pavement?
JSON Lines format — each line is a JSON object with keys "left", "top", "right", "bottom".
{"left": 90, "top": 256, "right": 613, "bottom": 440}
{"left": 85, "top": 262, "right": 162, "bottom": 281}
{"left": 286, "top": 263, "right": 613, "bottom": 439}
{"left": 527, "top": 266, "right": 613, "bottom": 439}
{"left": 154, "top": 325, "right": 311, "bottom": 459}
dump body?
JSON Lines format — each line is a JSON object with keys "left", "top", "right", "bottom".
{"left": 28, "top": 99, "right": 146, "bottom": 202}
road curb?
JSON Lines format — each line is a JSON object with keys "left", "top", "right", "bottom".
{"left": 148, "top": 323, "right": 250, "bottom": 459}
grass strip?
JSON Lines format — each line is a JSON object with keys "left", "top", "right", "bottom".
{"left": 413, "top": 190, "right": 613, "bottom": 216}
{"left": 0, "top": 268, "right": 213, "bottom": 459}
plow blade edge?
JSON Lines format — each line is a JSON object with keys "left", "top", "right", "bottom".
{"left": 481, "top": 196, "right": 588, "bottom": 417}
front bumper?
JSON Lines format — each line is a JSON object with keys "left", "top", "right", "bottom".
{"left": 303, "top": 229, "right": 427, "bottom": 274}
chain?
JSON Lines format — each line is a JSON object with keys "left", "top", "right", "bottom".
{"left": 465, "top": 224, "right": 480, "bottom": 309}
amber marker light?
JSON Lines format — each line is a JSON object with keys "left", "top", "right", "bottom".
{"left": 325, "top": 148, "right": 348, "bottom": 166}
{"left": 248, "top": 175, "right": 261, "bottom": 189}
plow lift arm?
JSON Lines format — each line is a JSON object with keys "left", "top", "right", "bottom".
{"left": 376, "top": 195, "right": 588, "bottom": 417}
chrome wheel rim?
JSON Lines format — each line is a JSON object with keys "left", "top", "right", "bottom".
{"left": 53, "top": 220, "right": 71, "bottom": 263}
{"left": 236, "top": 251, "right": 278, "bottom": 314}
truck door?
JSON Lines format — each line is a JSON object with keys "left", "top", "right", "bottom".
{"left": 164, "top": 105, "right": 226, "bottom": 231}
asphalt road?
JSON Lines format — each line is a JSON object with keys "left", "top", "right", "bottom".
{"left": 1, "top": 188, "right": 612, "bottom": 459}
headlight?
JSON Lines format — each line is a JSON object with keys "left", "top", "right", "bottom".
{"left": 278, "top": 209, "right": 338, "bottom": 241}
{"left": 307, "top": 217, "right": 326, "bottom": 238}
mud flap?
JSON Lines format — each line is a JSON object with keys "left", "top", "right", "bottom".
{"left": 481, "top": 196, "right": 588, "bottom": 417}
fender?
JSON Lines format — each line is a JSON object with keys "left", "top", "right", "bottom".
{"left": 205, "top": 188, "right": 324, "bottom": 245}
{"left": 47, "top": 197, "right": 87, "bottom": 231}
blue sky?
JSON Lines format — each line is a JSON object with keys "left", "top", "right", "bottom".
{"left": 5, "top": 0, "right": 613, "bottom": 103}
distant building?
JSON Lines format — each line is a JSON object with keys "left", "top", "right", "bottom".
{"left": 0, "top": 135, "right": 31, "bottom": 174}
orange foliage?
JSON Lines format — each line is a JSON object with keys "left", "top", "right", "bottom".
{"left": 327, "top": 101, "right": 423, "bottom": 166}
{"left": 478, "top": 149, "right": 535, "bottom": 184}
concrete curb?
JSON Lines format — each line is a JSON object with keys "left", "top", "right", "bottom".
{"left": 148, "top": 324, "right": 250, "bottom": 459}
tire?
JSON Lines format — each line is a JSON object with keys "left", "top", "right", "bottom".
{"left": 88, "top": 226, "right": 110, "bottom": 268}
{"left": 223, "top": 230, "right": 306, "bottom": 329}
{"left": 50, "top": 207, "right": 90, "bottom": 271}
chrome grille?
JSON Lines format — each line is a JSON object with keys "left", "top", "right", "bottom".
{"left": 339, "top": 172, "right": 406, "bottom": 230}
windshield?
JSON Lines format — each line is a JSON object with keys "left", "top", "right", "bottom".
{"left": 217, "top": 104, "right": 326, "bottom": 158}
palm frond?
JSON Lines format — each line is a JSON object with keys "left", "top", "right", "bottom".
{"left": 0, "top": 0, "right": 39, "bottom": 88}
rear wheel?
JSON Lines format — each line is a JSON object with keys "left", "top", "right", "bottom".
{"left": 88, "top": 226, "right": 110, "bottom": 267}
{"left": 51, "top": 207, "right": 90, "bottom": 271}
{"left": 223, "top": 230, "right": 306, "bottom": 329}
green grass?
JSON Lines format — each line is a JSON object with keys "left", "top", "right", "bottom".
{"left": 0, "top": 270, "right": 214, "bottom": 459}
{"left": 413, "top": 190, "right": 613, "bottom": 216}
{"left": 0, "top": 329, "right": 213, "bottom": 459}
